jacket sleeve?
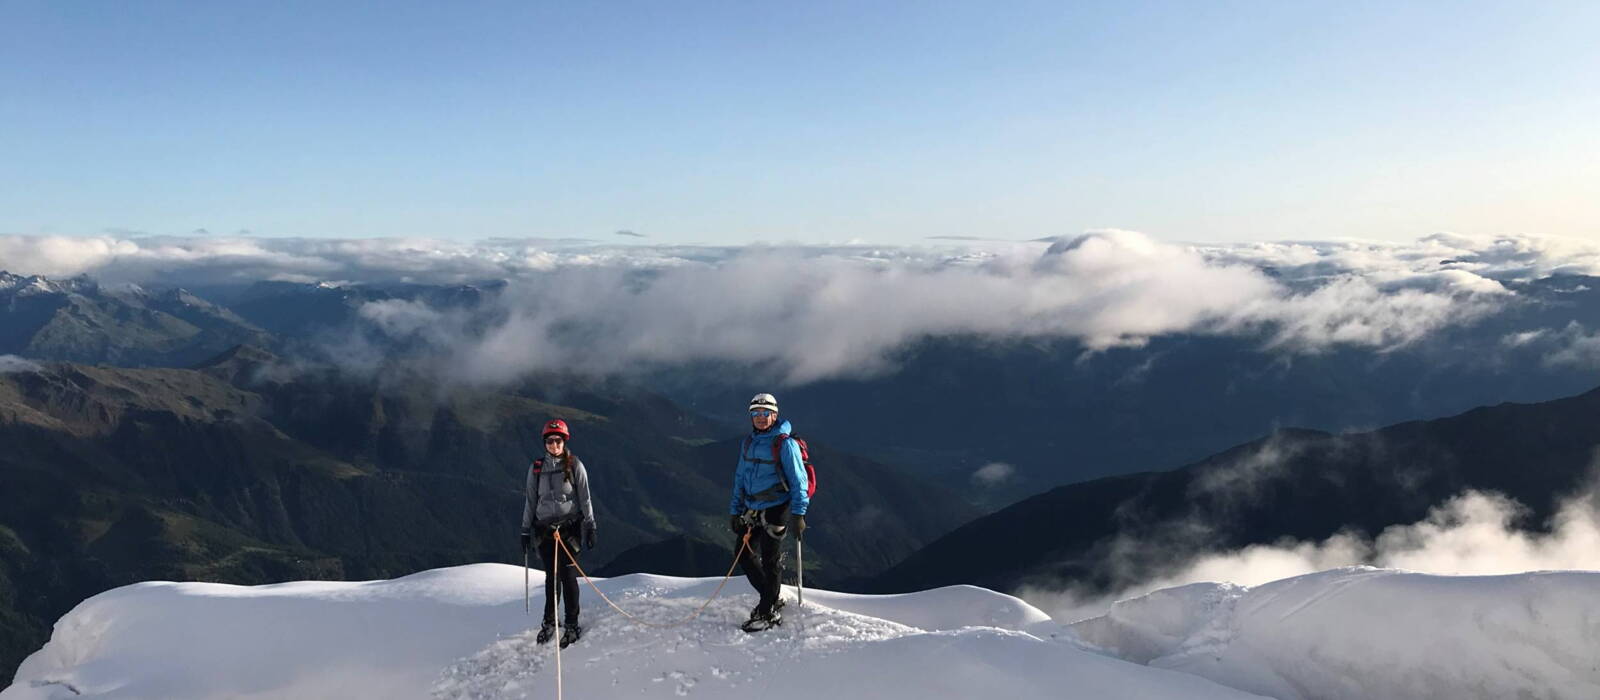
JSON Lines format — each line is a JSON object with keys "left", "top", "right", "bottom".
{"left": 573, "top": 459, "right": 595, "bottom": 526}
{"left": 521, "top": 463, "right": 536, "bottom": 531}
{"left": 781, "top": 438, "right": 809, "bottom": 515}
{"left": 729, "top": 449, "right": 745, "bottom": 516}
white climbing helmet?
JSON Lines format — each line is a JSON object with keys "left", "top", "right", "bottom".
{"left": 748, "top": 393, "right": 779, "bottom": 413}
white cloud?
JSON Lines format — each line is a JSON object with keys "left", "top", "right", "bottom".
{"left": 358, "top": 299, "right": 453, "bottom": 340}
{"left": 1493, "top": 321, "right": 1600, "bottom": 370}
{"left": 1228, "top": 275, "right": 1507, "bottom": 352}
{"left": 1200, "top": 232, "right": 1600, "bottom": 284}
{"left": 0, "top": 230, "right": 1582, "bottom": 384}
{"left": 1537, "top": 323, "right": 1600, "bottom": 370}
{"left": 1023, "top": 487, "right": 1600, "bottom": 623}
{"left": 972, "top": 462, "right": 1016, "bottom": 486}
{"left": 419, "top": 232, "right": 1284, "bottom": 384}
{"left": 1502, "top": 329, "right": 1549, "bottom": 348}
{"left": 0, "top": 355, "right": 44, "bottom": 373}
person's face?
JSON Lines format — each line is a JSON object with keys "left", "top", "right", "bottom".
{"left": 544, "top": 435, "right": 565, "bottom": 455}
{"left": 750, "top": 409, "right": 777, "bottom": 431}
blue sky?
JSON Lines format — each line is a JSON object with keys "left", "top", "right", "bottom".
{"left": 2, "top": 0, "right": 1596, "bottom": 244}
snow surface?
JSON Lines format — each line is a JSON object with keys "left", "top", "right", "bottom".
{"left": 1068, "top": 566, "right": 1600, "bottom": 700}
{"left": 11, "top": 563, "right": 1599, "bottom": 700}
{"left": 3, "top": 564, "right": 1261, "bottom": 700}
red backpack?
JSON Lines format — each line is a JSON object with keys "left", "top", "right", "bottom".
{"left": 744, "top": 433, "right": 818, "bottom": 498}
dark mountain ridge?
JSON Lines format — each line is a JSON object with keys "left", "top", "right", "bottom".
{"left": 870, "top": 385, "right": 1600, "bottom": 594}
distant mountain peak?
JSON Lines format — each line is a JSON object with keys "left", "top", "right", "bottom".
{"left": 0, "top": 273, "right": 60, "bottom": 297}
{"left": 0, "top": 271, "right": 98, "bottom": 297}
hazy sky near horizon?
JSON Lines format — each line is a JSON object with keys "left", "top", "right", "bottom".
{"left": 3, "top": 1, "right": 1597, "bottom": 245}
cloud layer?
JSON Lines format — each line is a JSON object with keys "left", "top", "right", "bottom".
{"left": 1, "top": 231, "right": 1589, "bottom": 384}
{"left": 1024, "top": 485, "right": 1600, "bottom": 623}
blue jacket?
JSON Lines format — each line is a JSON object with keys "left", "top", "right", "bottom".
{"left": 729, "top": 419, "right": 809, "bottom": 516}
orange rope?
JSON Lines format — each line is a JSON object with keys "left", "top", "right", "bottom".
{"left": 553, "top": 529, "right": 752, "bottom": 629}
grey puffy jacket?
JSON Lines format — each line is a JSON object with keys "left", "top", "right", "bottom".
{"left": 521, "top": 455, "right": 594, "bottom": 531}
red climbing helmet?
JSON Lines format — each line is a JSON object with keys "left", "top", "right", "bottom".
{"left": 542, "top": 419, "right": 571, "bottom": 441}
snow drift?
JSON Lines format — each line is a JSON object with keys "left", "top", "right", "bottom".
{"left": 2, "top": 564, "right": 1259, "bottom": 700}
{"left": 1069, "top": 567, "right": 1600, "bottom": 700}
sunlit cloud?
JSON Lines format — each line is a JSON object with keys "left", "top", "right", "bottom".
{"left": 0, "top": 230, "right": 1584, "bottom": 384}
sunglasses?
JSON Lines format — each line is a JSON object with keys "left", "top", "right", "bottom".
{"left": 750, "top": 409, "right": 775, "bottom": 418}
{"left": 544, "top": 436, "right": 565, "bottom": 444}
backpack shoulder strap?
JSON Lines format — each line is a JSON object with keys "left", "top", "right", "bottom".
{"left": 531, "top": 457, "right": 545, "bottom": 500}
{"left": 771, "top": 434, "right": 792, "bottom": 492}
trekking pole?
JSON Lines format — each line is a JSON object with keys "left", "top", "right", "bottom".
{"left": 554, "top": 530, "right": 564, "bottom": 700}
{"left": 524, "top": 547, "right": 530, "bottom": 615}
{"left": 796, "top": 536, "right": 804, "bottom": 608}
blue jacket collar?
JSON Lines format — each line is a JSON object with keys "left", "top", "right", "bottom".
{"left": 751, "top": 419, "right": 793, "bottom": 439}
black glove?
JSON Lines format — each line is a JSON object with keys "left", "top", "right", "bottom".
{"left": 520, "top": 530, "right": 531, "bottom": 552}
{"left": 730, "top": 514, "right": 745, "bottom": 535}
{"left": 582, "top": 520, "right": 597, "bottom": 549}
{"left": 789, "top": 514, "right": 807, "bottom": 540}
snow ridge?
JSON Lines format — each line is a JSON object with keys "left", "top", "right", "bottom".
{"left": 2, "top": 565, "right": 1258, "bottom": 700}
{"left": 10, "top": 564, "right": 1600, "bottom": 700}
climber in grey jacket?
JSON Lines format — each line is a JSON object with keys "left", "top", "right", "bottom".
{"left": 520, "top": 418, "right": 596, "bottom": 648}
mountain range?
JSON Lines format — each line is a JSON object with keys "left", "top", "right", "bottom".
{"left": 0, "top": 271, "right": 271, "bottom": 367}
{"left": 10, "top": 269, "right": 1598, "bottom": 502}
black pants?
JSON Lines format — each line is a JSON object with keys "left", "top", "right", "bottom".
{"left": 735, "top": 505, "right": 788, "bottom": 614}
{"left": 537, "top": 522, "right": 581, "bottom": 625}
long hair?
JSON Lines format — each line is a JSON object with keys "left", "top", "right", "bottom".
{"left": 544, "top": 445, "right": 575, "bottom": 484}
{"left": 559, "top": 449, "right": 576, "bottom": 483}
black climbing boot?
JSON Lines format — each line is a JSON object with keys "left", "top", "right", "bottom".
{"left": 741, "top": 605, "right": 782, "bottom": 633}
{"left": 559, "top": 623, "right": 583, "bottom": 648}
{"left": 536, "top": 621, "right": 556, "bottom": 645}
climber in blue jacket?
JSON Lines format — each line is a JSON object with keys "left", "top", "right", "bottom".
{"left": 729, "top": 392, "right": 808, "bottom": 632}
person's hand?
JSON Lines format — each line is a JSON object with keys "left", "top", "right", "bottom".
{"left": 520, "top": 530, "right": 531, "bottom": 552}
{"left": 730, "top": 514, "right": 745, "bottom": 535}
{"left": 789, "top": 514, "right": 807, "bottom": 540}
{"left": 582, "top": 520, "right": 597, "bottom": 549}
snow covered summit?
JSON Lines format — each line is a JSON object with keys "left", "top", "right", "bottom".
{"left": 2, "top": 564, "right": 1257, "bottom": 700}
{"left": 7, "top": 564, "right": 1600, "bottom": 700}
